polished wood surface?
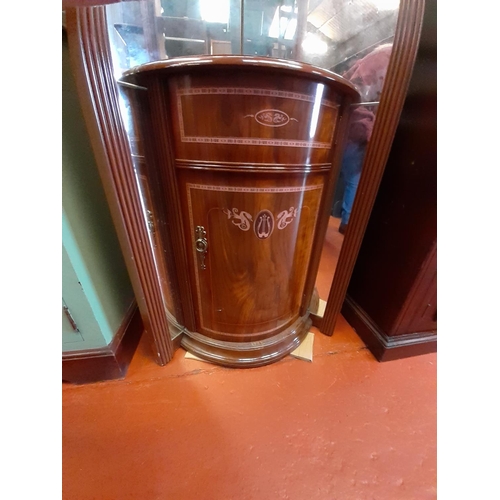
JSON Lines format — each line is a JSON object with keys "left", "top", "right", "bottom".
{"left": 342, "top": 296, "right": 437, "bottom": 362}
{"left": 342, "top": 0, "right": 436, "bottom": 361}
{"left": 122, "top": 55, "right": 360, "bottom": 94}
{"left": 169, "top": 74, "right": 339, "bottom": 165}
{"left": 121, "top": 56, "right": 358, "bottom": 366}
{"left": 178, "top": 170, "right": 324, "bottom": 341}
{"left": 124, "top": 84, "right": 197, "bottom": 332}
{"left": 66, "top": 7, "right": 175, "bottom": 365}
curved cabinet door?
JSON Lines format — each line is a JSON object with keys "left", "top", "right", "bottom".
{"left": 179, "top": 169, "right": 326, "bottom": 342}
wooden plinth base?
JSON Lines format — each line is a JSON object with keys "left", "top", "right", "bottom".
{"left": 62, "top": 303, "right": 143, "bottom": 384}
{"left": 181, "top": 315, "right": 312, "bottom": 368}
{"left": 342, "top": 296, "right": 437, "bottom": 362}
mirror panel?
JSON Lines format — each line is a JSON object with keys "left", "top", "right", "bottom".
{"left": 103, "top": 0, "right": 400, "bottom": 327}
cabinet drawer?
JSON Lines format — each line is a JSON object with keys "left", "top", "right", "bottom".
{"left": 167, "top": 73, "right": 341, "bottom": 165}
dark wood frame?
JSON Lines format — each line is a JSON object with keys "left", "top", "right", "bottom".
{"left": 341, "top": 0, "right": 436, "bottom": 360}
{"left": 64, "top": 0, "right": 425, "bottom": 364}
{"left": 62, "top": 301, "right": 143, "bottom": 384}
{"left": 319, "top": 0, "right": 426, "bottom": 335}
{"left": 342, "top": 295, "right": 437, "bottom": 361}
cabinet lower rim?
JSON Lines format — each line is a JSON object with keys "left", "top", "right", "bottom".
{"left": 181, "top": 315, "right": 312, "bottom": 367}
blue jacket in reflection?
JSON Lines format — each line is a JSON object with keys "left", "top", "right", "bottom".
{"left": 340, "top": 142, "right": 366, "bottom": 227}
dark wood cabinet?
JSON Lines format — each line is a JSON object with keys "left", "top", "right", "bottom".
{"left": 341, "top": 0, "right": 436, "bottom": 361}
{"left": 121, "top": 56, "right": 359, "bottom": 367}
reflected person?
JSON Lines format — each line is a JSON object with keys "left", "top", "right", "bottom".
{"left": 338, "top": 44, "right": 393, "bottom": 234}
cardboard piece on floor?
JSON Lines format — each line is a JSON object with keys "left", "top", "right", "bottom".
{"left": 184, "top": 331, "right": 315, "bottom": 364}
{"left": 290, "top": 331, "right": 314, "bottom": 362}
{"left": 184, "top": 351, "right": 207, "bottom": 362}
{"left": 316, "top": 299, "right": 327, "bottom": 318}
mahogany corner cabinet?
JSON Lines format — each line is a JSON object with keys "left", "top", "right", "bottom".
{"left": 120, "top": 56, "right": 359, "bottom": 368}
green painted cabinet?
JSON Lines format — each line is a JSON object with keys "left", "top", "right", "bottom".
{"left": 62, "top": 30, "right": 135, "bottom": 354}
{"left": 62, "top": 243, "right": 104, "bottom": 349}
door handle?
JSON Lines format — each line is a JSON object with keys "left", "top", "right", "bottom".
{"left": 195, "top": 226, "right": 208, "bottom": 270}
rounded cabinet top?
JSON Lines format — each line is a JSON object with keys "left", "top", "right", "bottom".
{"left": 120, "top": 55, "right": 360, "bottom": 101}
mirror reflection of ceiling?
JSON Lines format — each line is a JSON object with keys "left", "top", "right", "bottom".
{"left": 268, "top": 0, "right": 399, "bottom": 69}
{"left": 307, "top": 0, "right": 398, "bottom": 43}
{"left": 157, "top": 0, "right": 399, "bottom": 71}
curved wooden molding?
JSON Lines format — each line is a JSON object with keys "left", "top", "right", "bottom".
{"left": 66, "top": 7, "right": 174, "bottom": 365}
{"left": 320, "top": 0, "right": 427, "bottom": 336}
{"left": 64, "top": 0, "right": 427, "bottom": 364}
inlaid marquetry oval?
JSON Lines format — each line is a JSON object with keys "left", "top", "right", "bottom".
{"left": 254, "top": 209, "right": 275, "bottom": 239}
{"left": 255, "top": 109, "right": 291, "bottom": 127}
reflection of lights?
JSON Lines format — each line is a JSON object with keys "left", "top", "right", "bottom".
{"left": 309, "top": 84, "right": 324, "bottom": 139}
{"left": 302, "top": 34, "right": 328, "bottom": 55}
{"left": 370, "top": 0, "right": 400, "bottom": 11}
{"left": 269, "top": 5, "right": 297, "bottom": 40}
{"left": 241, "top": 59, "right": 303, "bottom": 69}
{"left": 200, "top": 0, "right": 229, "bottom": 23}
{"left": 284, "top": 18, "right": 297, "bottom": 40}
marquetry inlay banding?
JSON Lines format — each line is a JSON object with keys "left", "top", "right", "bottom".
{"left": 222, "top": 206, "right": 298, "bottom": 237}
{"left": 246, "top": 109, "right": 299, "bottom": 128}
{"left": 176, "top": 87, "right": 337, "bottom": 149}
{"left": 177, "top": 87, "right": 338, "bottom": 108}
{"left": 222, "top": 208, "right": 253, "bottom": 231}
{"left": 186, "top": 184, "right": 321, "bottom": 194}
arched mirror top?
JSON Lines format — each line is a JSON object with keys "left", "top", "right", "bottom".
{"left": 103, "top": 0, "right": 402, "bottom": 325}
{"left": 105, "top": 0, "right": 399, "bottom": 83}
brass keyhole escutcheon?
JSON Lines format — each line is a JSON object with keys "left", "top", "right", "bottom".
{"left": 195, "top": 226, "right": 208, "bottom": 270}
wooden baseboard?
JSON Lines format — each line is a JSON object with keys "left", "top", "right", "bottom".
{"left": 342, "top": 295, "right": 437, "bottom": 362}
{"left": 62, "top": 301, "right": 143, "bottom": 384}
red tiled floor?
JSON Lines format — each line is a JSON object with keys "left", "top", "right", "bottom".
{"left": 62, "top": 315, "right": 437, "bottom": 499}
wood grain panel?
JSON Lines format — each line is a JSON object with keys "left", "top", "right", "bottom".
{"left": 169, "top": 75, "right": 338, "bottom": 164}
{"left": 120, "top": 56, "right": 357, "bottom": 366}
{"left": 179, "top": 171, "right": 324, "bottom": 342}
